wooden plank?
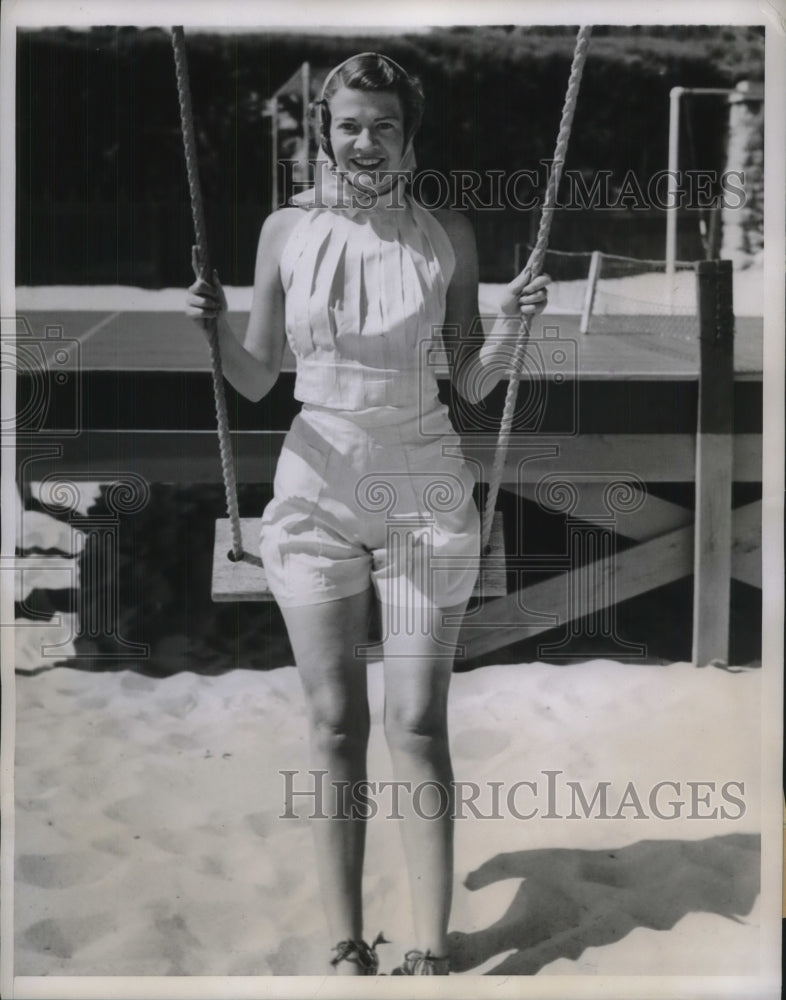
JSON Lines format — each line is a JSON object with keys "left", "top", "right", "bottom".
{"left": 509, "top": 482, "right": 692, "bottom": 539}
{"left": 17, "top": 431, "right": 763, "bottom": 484}
{"left": 460, "top": 519, "right": 693, "bottom": 659}
{"left": 463, "top": 435, "right": 696, "bottom": 482}
{"left": 461, "top": 433, "right": 761, "bottom": 483}
{"left": 211, "top": 517, "right": 273, "bottom": 602}
{"left": 458, "top": 500, "right": 760, "bottom": 660}
{"left": 508, "top": 482, "right": 759, "bottom": 586}
{"left": 692, "top": 260, "right": 735, "bottom": 666}
{"left": 24, "top": 311, "right": 763, "bottom": 378}
{"left": 16, "top": 431, "right": 284, "bottom": 484}
{"left": 696, "top": 261, "right": 736, "bottom": 435}
{"left": 22, "top": 372, "right": 759, "bottom": 436}
{"left": 692, "top": 436, "right": 734, "bottom": 659}
{"left": 473, "top": 510, "right": 507, "bottom": 599}
{"left": 730, "top": 500, "right": 761, "bottom": 589}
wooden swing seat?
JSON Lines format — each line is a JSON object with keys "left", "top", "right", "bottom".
{"left": 212, "top": 517, "right": 271, "bottom": 601}
{"left": 211, "top": 510, "right": 507, "bottom": 602}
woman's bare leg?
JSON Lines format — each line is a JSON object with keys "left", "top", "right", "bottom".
{"left": 381, "top": 599, "right": 467, "bottom": 959}
{"left": 279, "top": 589, "right": 374, "bottom": 971}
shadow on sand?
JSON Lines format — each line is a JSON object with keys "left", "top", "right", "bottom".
{"left": 448, "top": 832, "right": 759, "bottom": 974}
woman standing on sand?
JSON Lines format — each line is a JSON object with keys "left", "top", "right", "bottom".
{"left": 186, "top": 52, "right": 548, "bottom": 975}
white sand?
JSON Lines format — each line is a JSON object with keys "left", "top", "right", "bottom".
{"left": 14, "top": 658, "right": 762, "bottom": 978}
{"left": 9, "top": 266, "right": 768, "bottom": 982}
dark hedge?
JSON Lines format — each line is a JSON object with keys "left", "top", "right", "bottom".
{"left": 16, "top": 25, "right": 764, "bottom": 284}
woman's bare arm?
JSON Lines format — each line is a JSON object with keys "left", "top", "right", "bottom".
{"left": 435, "top": 208, "right": 549, "bottom": 404}
{"left": 186, "top": 207, "right": 301, "bottom": 402}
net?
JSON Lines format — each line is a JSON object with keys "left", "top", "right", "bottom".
{"left": 514, "top": 244, "right": 701, "bottom": 339}
{"left": 582, "top": 251, "right": 699, "bottom": 338}
{"left": 514, "top": 244, "right": 594, "bottom": 283}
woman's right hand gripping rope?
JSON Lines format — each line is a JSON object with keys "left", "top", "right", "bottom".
{"left": 185, "top": 245, "right": 227, "bottom": 332}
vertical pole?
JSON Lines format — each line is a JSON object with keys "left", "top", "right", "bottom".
{"left": 580, "top": 249, "right": 602, "bottom": 334}
{"left": 707, "top": 199, "right": 722, "bottom": 259}
{"left": 692, "top": 259, "right": 735, "bottom": 666}
{"left": 270, "top": 98, "right": 278, "bottom": 212}
{"left": 302, "top": 61, "right": 310, "bottom": 171}
{"left": 666, "top": 87, "right": 684, "bottom": 311}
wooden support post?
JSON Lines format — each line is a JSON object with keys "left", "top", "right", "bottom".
{"left": 692, "top": 259, "right": 735, "bottom": 666}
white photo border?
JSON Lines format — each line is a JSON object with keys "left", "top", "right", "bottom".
{"left": 1, "top": 1, "right": 783, "bottom": 998}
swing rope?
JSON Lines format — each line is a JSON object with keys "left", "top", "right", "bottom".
{"left": 171, "top": 25, "right": 244, "bottom": 562}
{"left": 480, "top": 25, "right": 592, "bottom": 552}
{"left": 172, "top": 25, "right": 592, "bottom": 581}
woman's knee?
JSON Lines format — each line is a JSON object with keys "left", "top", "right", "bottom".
{"left": 383, "top": 703, "right": 449, "bottom": 757}
{"left": 308, "top": 698, "right": 370, "bottom": 757}
{"left": 311, "top": 716, "right": 369, "bottom": 757}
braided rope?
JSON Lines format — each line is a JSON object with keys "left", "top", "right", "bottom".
{"left": 481, "top": 25, "right": 592, "bottom": 551}
{"left": 171, "top": 26, "right": 243, "bottom": 561}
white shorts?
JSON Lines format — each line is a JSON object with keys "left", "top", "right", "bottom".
{"left": 259, "top": 400, "right": 480, "bottom": 608}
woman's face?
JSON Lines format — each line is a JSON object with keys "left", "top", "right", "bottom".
{"left": 328, "top": 86, "right": 406, "bottom": 190}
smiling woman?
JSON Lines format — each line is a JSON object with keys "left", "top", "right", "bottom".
{"left": 185, "top": 49, "right": 550, "bottom": 978}
{"left": 310, "top": 50, "right": 423, "bottom": 198}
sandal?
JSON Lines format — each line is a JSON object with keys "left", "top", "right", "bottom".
{"left": 330, "top": 931, "right": 388, "bottom": 975}
{"left": 391, "top": 948, "right": 450, "bottom": 976}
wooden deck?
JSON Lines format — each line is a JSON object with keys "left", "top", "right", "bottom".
{"left": 21, "top": 309, "right": 763, "bottom": 379}
{"left": 15, "top": 291, "right": 763, "bottom": 665}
